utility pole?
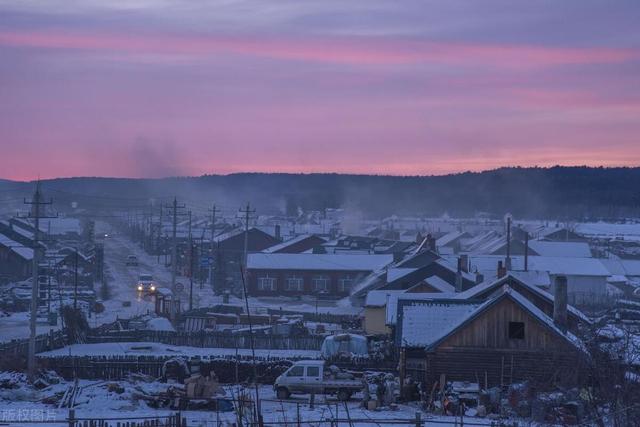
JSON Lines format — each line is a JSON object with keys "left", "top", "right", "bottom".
{"left": 157, "top": 205, "right": 163, "bottom": 264}
{"left": 73, "top": 247, "right": 78, "bottom": 309}
{"left": 188, "top": 211, "right": 193, "bottom": 311}
{"left": 164, "top": 197, "right": 185, "bottom": 320}
{"left": 171, "top": 198, "right": 177, "bottom": 291}
{"left": 239, "top": 203, "right": 256, "bottom": 296}
{"left": 208, "top": 204, "right": 219, "bottom": 289}
{"left": 23, "top": 182, "right": 54, "bottom": 382}
{"left": 199, "top": 229, "right": 206, "bottom": 290}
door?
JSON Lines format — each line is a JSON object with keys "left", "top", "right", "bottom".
{"left": 305, "top": 365, "right": 322, "bottom": 394}
{"left": 284, "top": 365, "right": 306, "bottom": 392}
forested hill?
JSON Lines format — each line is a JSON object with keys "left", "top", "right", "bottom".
{"left": 1, "top": 166, "right": 639, "bottom": 219}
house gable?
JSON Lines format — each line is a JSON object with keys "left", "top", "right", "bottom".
{"left": 433, "top": 296, "right": 578, "bottom": 353}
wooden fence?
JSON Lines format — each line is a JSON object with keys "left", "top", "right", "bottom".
{"left": 68, "top": 410, "right": 185, "bottom": 427}
{"left": 85, "top": 330, "right": 326, "bottom": 351}
{"left": 38, "top": 353, "right": 298, "bottom": 382}
{"left": 0, "top": 330, "right": 68, "bottom": 369}
{"left": 265, "top": 308, "right": 362, "bottom": 327}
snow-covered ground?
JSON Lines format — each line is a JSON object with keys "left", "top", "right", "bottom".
{"left": 37, "top": 342, "right": 320, "bottom": 359}
{"left": 0, "top": 312, "right": 61, "bottom": 344}
{"left": 94, "top": 223, "right": 359, "bottom": 320}
{"left": 0, "top": 372, "right": 491, "bottom": 426}
{"left": 1, "top": 223, "right": 359, "bottom": 344}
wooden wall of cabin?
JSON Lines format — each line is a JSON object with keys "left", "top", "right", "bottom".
{"left": 476, "top": 281, "right": 582, "bottom": 332}
{"left": 404, "top": 297, "right": 588, "bottom": 389}
{"left": 437, "top": 297, "right": 575, "bottom": 351}
{"left": 423, "top": 347, "right": 587, "bottom": 389}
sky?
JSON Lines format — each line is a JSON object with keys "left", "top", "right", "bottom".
{"left": 0, "top": 0, "right": 639, "bottom": 180}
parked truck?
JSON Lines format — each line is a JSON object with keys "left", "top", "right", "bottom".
{"left": 273, "top": 360, "right": 363, "bottom": 401}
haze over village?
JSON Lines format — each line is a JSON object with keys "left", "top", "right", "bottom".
{"left": 1, "top": 1, "right": 640, "bottom": 426}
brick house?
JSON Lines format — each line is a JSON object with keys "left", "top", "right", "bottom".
{"left": 247, "top": 253, "right": 393, "bottom": 297}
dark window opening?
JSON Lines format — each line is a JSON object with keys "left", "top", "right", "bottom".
{"left": 508, "top": 321, "right": 525, "bottom": 339}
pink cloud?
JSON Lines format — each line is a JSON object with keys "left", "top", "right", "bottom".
{"left": 0, "top": 30, "right": 637, "bottom": 68}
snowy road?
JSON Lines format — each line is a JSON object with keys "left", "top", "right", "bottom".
{"left": 91, "top": 222, "right": 220, "bottom": 327}
{"left": 1, "top": 223, "right": 359, "bottom": 343}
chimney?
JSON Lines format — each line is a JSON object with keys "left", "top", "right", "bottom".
{"left": 475, "top": 272, "right": 484, "bottom": 284}
{"left": 455, "top": 258, "right": 463, "bottom": 293}
{"left": 553, "top": 276, "right": 568, "bottom": 333}
{"left": 524, "top": 232, "right": 529, "bottom": 272}
{"left": 275, "top": 224, "right": 281, "bottom": 241}
{"left": 505, "top": 216, "right": 512, "bottom": 270}
{"left": 460, "top": 254, "right": 469, "bottom": 273}
{"left": 426, "top": 233, "right": 436, "bottom": 252}
{"left": 497, "top": 261, "right": 507, "bottom": 279}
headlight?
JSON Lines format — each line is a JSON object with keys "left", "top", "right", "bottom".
{"left": 150, "top": 285, "right": 156, "bottom": 291}
{"left": 137, "top": 285, "right": 143, "bottom": 291}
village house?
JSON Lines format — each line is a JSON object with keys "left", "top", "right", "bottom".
{"left": 363, "top": 274, "right": 457, "bottom": 335}
{"left": 396, "top": 277, "right": 590, "bottom": 389}
{"left": 246, "top": 253, "right": 393, "bottom": 297}
{"left": 451, "top": 255, "right": 611, "bottom": 305}
{"left": 262, "top": 234, "right": 327, "bottom": 254}
{"left": 0, "top": 233, "right": 33, "bottom": 283}
{"left": 211, "top": 227, "right": 281, "bottom": 292}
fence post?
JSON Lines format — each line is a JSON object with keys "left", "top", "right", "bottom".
{"left": 68, "top": 409, "right": 75, "bottom": 427}
{"left": 415, "top": 412, "right": 422, "bottom": 427}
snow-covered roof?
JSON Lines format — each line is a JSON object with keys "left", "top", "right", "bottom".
{"left": 27, "top": 217, "right": 82, "bottom": 236}
{"left": 386, "top": 268, "right": 417, "bottom": 282}
{"left": 528, "top": 241, "right": 591, "bottom": 258}
{"left": 436, "top": 231, "right": 466, "bottom": 247}
{"left": 458, "top": 255, "right": 610, "bottom": 277}
{"left": 528, "top": 256, "right": 610, "bottom": 276}
{"left": 601, "top": 259, "right": 640, "bottom": 277}
{"left": 456, "top": 273, "right": 591, "bottom": 324}
{"left": 262, "top": 234, "right": 319, "bottom": 253}
{"left": 399, "top": 300, "right": 481, "bottom": 347}
{"left": 0, "top": 221, "right": 35, "bottom": 240}
{"left": 364, "top": 290, "right": 406, "bottom": 307}
{"left": 0, "top": 233, "right": 34, "bottom": 260}
{"left": 247, "top": 253, "right": 393, "bottom": 272}
{"left": 423, "top": 275, "right": 455, "bottom": 293}
{"left": 434, "top": 258, "right": 477, "bottom": 282}
{"left": 510, "top": 270, "right": 551, "bottom": 288}
{"left": 576, "top": 222, "right": 640, "bottom": 241}
{"left": 400, "top": 286, "right": 586, "bottom": 353}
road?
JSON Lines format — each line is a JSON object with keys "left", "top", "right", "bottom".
{"left": 1, "top": 222, "right": 358, "bottom": 342}
{"left": 91, "top": 222, "right": 219, "bottom": 327}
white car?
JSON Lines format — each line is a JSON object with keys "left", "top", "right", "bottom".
{"left": 137, "top": 274, "right": 157, "bottom": 293}
{"left": 273, "top": 360, "right": 362, "bottom": 401}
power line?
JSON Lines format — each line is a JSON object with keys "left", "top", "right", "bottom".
{"left": 162, "top": 197, "right": 186, "bottom": 293}
{"left": 21, "top": 182, "right": 57, "bottom": 382}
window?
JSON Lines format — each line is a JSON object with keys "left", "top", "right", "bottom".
{"left": 286, "top": 275, "right": 304, "bottom": 291}
{"left": 306, "top": 366, "right": 320, "bottom": 377}
{"left": 338, "top": 275, "right": 353, "bottom": 292}
{"left": 257, "top": 275, "right": 277, "bottom": 291}
{"left": 508, "top": 321, "right": 525, "bottom": 339}
{"left": 287, "top": 366, "right": 304, "bottom": 377}
{"left": 312, "top": 275, "right": 330, "bottom": 292}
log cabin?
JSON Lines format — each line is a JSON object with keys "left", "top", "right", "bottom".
{"left": 397, "top": 283, "right": 590, "bottom": 389}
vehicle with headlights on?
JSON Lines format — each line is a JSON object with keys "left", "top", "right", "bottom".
{"left": 136, "top": 274, "right": 157, "bottom": 294}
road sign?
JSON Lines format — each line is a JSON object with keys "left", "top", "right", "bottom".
{"left": 199, "top": 257, "right": 213, "bottom": 267}
{"left": 175, "top": 282, "right": 185, "bottom": 293}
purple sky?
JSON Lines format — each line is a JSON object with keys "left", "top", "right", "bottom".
{"left": 1, "top": 0, "right": 639, "bottom": 180}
